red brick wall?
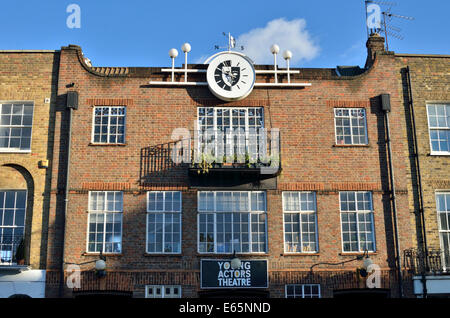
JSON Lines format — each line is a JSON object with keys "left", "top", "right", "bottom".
{"left": 48, "top": 44, "right": 414, "bottom": 297}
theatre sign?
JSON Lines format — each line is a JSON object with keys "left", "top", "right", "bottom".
{"left": 200, "top": 259, "right": 268, "bottom": 289}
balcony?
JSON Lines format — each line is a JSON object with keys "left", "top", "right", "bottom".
{"left": 0, "top": 234, "right": 28, "bottom": 270}
{"left": 403, "top": 248, "right": 450, "bottom": 275}
{"left": 188, "top": 129, "right": 281, "bottom": 189}
{"left": 139, "top": 129, "right": 281, "bottom": 189}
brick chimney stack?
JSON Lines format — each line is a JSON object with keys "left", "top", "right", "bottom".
{"left": 365, "top": 32, "right": 386, "bottom": 68}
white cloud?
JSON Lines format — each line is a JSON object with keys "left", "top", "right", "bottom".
{"left": 194, "top": 54, "right": 209, "bottom": 64}
{"left": 339, "top": 42, "right": 366, "bottom": 66}
{"left": 237, "top": 18, "right": 320, "bottom": 66}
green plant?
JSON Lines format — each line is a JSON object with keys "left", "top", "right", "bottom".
{"left": 259, "top": 154, "right": 272, "bottom": 166}
{"left": 197, "top": 153, "right": 215, "bottom": 174}
{"left": 245, "top": 152, "right": 258, "bottom": 168}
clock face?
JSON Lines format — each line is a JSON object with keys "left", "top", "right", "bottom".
{"left": 206, "top": 52, "right": 256, "bottom": 101}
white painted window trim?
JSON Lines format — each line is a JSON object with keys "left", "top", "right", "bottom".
{"left": 146, "top": 191, "right": 182, "bottom": 254}
{"left": 427, "top": 104, "right": 450, "bottom": 155}
{"left": 0, "top": 101, "right": 34, "bottom": 152}
{"left": 339, "top": 191, "right": 376, "bottom": 253}
{"left": 0, "top": 190, "right": 28, "bottom": 265}
{"left": 334, "top": 108, "right": 368, "bottom": 145}
{"left": 196, "top": 107, "right": 265, "bottom": 156}
{"left": 86, "top": 191, "right": 123, "bottom": 254}
{"left": 282, "top": 191, "right": 319, "bottom": 254}
{"left": 145, "top": 285, "right": 182, "bottom": 298}
{"left": 91, "top": 106, "right": 126, "bottom": 144}
{"left": 436, "top": 191, "right": 450, "bottom": 271}
{"left": 285, "top": 284, "right": 321, "bottom": 298}
{"left": 197, "top": 191, "right": 267, "bottom": 254}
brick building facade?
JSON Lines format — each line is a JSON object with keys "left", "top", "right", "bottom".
{"left": 0, "top": 50, "right": 60, "bottom": 297}
{"left": 396, "top": 53, "right": 450, "bottom": 296}
{"left": 44, "top": 34, "right": 418, "bottom": 298}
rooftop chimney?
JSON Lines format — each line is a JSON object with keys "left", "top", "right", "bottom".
{"left": 365, "top": 33, "right": 386, "bottom": 68}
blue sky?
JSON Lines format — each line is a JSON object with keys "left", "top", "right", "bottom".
{"left": 0, "top": 0, "right": 448, "bottom": 68}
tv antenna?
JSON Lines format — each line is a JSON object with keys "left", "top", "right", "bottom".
{"left": 381, "top": 10, "right": 414, "bottom": 51}
{"left": 214, "top": 32, "right": 244, "bottom": 51}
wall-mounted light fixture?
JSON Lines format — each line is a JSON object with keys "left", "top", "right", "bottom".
{"left": 65, "top": 250, "right": 107, "bottom": 278}
{"left": 38, "top": 160, "right": 49, "bottom": 169}
{"left": 310, "top": 250, "right": 373, "bottom": 275}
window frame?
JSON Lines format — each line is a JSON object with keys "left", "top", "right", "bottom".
{"left": 285, "top": 284, "right": 321, "bottom": 298}
{"left": 91, "top": 106, "right": 126, "bottom": 144}
{"left": 0, "top": 101, "right": 34, "bottom": 153}
{"left": 0, "top": 190, "right": 27, "bottom": 265}
{"left": 427, "top": 104, "right": 450, "bottom": 155}
{"left": 436, "top": 191, "right": 450, "bottom": 271}
{"left": 145, "top": 285, "right": 182, "bottom": 298}
{"left": 196, "top": 107, "right": 265, "bottom": 157}
{"left": 339, "top": 191, "right": 376, "bottom": 253}
{"left": 197, "top": 191, "right": 267, "bottom": 254}
{"left": 86, "top": 191, "right": 123, "bottom": 254}
{"left": 282, "top": 192, "right": 319, "bottom": 254}
{"left": 333, "top": 108, "right": 368, "bottom": 145}
{"left": 146, "top": 191, "right": 182, "bottom": 255}
{"left": 197, "top": 107, "right": 265, "bottom": 132}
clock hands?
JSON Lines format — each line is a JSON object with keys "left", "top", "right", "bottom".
{"left": 217, "top": 66, "right": 235, "bottom": 86}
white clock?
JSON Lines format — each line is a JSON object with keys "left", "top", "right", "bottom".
{"left": 206, "top": 52, "right": 256, "bottom": 102}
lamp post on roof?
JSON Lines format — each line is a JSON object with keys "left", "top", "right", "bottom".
{"left": 270, "top": 44, "right": 280, "bottom": 83}
{"left": 283, "top": 50, "right": 292, "bottom": 83}
{"left": 168, "top": 48, "right": 179, "bottom": 82}
{"left": 181, "top": 43, "right": 191, "bottom": 82}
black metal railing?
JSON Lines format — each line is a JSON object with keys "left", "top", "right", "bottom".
{"left": 403, "top": 248, "right": 449, "bottom": 275}
{"left": 0, "top": 234, "right": 26, "bottom": 266}
{"left": 140, "top": 129, "right": 281, "bottom": 181}
{"left": 190, "top": 129, "right": 281, "bottom": 172}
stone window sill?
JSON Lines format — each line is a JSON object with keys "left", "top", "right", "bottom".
{"left": 332, "top": 144, "right": 370, "bottom": 148}
{"left": 338, "top": 252, "right": 377, "bottom": 256}
{"left": 82, "top": 252, "right": 122, "bottom": 257}
{"left": 143, "top": 253, "right": 182, "bottom": 257}
{"left": 88, "top": 143, "right": 127, "bottom": 147}
{"left": 428, "top": 152, "right": 450, "bottom": 157}
{"left": 197, "top": 253, "right": 269, "bottom": 257}
{"left": 281, "top": 253, "right": 320, "bottom": 256}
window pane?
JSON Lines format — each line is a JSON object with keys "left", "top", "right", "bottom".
{"left": 92, "top": 106, "right": 126, "bottom": 144}
{"left": 198, "top": 192, "right": 267, "bottom": 253}
{"left": 334, "top": 108, "right": 367, "bottom": 145}
{"left": 0, "top": 103, "right": 33, "bottom": 150}
{"left": 87, "top": 192, "right": 123, "bottom": 253}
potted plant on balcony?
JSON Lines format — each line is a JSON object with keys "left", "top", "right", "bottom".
{"left": 14, "top": 238, "right": 25, "bottom": 265}
{"left": 197, "top": 153, "right": 215, "bottom": 174}
{"left": 232, "top": 153, "right": 246, "bottom": 168}
{"left": 258, "top": 153, "right": 280, "bottom": 169}
{"left": 245, "top": 153, "right": 258, "bottom": 168}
